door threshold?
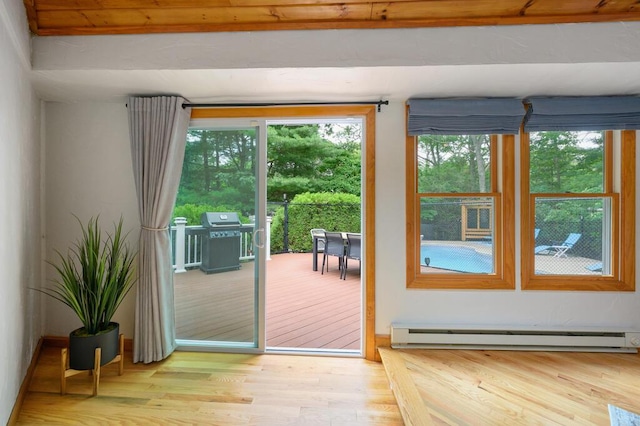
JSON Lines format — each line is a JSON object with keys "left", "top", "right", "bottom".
{"left": 266, "top": 347, "right": 362, "bottom": 357}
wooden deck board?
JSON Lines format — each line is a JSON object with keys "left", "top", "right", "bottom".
{"left": 174, "top": 252, "right": 362, "bottom": 351}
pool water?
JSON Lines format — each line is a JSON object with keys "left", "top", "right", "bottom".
{"left": 420, "top": 245, "right": 493, "bottom": 273}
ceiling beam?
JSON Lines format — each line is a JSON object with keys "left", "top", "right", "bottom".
{"left": 24, "top": 0, "right": 640, "bottom": 36}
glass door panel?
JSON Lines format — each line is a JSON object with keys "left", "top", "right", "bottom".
{"left": 174, "top": 120, "right": 266, "bottom": 351}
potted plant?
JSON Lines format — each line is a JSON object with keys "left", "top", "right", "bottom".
{"left": 41, "top": 215, "right": 137, "bottom": 370}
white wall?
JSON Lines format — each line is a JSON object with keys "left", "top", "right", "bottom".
{"left": 44, "top": 102, "right": 139, "bottom": 338}
{"left": 0, "top": 0, "right": 42, "bottom": 422}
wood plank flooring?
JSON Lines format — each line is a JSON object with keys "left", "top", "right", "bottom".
{"left": 15, "top": 346, "right": 401, "bottom": 425}
{"left": 380, "top": 348, "right": 640, "bottom": 426}
{"left": 16, "top": 345, "right": 640, "bottom": 425}
{"left": 175, "top": 252, "right": 362, "bottom": 351}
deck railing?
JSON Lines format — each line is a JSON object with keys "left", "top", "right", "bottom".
{"left": 171, "top": 217, "right": 271, "bottom": 273}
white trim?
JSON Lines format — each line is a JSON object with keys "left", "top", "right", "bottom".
{"left": 391, "top": 323, "right": 640, "bottom": 353}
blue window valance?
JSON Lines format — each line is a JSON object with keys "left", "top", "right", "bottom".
{"left": 524, "top": 96, "right": 640, "bottom": 131}
{"left": 407, "top": 98, "right": 525, "bottom": 136}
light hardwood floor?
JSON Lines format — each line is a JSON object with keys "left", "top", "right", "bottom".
{"left": 17, "top": 345, "right": 640, "bottom": 425}
{"left": 380, "top": 348, "right": 640, "bottom": 426}
{"left": 15, "top": 346, "right": 401, "bottom": 425}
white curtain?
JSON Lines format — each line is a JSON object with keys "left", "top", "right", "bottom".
{"left": 128, "top": 96, "right": 191, "bottom": 363}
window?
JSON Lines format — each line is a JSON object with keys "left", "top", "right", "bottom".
{"left": 406, "top": 133, "right": 515, "bottom": 289}
{"left": 521, "top": 130, "right": 635, "bottom": 291}
{"left": 406, "top": 96, "right": 637, "bottom": 292}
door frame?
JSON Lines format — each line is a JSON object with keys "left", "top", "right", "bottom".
{"left": 191, "top": 106, "right": 377, "bottom": 360}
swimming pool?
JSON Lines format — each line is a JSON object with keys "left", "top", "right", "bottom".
{"left": 420, "top": 244, "right": 493, "bottom": 273}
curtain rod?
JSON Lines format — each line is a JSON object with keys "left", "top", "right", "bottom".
{"left": 182, "top": 100, "right": 389, "bottom": 112}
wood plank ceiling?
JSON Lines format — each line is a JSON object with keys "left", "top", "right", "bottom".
{"left": 23, "top": 0, "right": 640, "bottom": 36}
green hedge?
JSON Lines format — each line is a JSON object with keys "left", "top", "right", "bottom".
{"left": 172, "top": 203, "right": 249, "bottom": 226}
{"left": 270, "top": 192, "right": 361, "bottom": 253}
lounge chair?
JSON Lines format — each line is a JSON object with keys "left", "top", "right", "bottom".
{"left": 321, "top": 232, "right": 346, "bottom": 276}
{"left": 534, "top": 233, "right": 581, "bottom": 258}
{"left": 343, "top": 233, "right": 361, "bottom": 280}
{"left": 586, "top": 262, "right": 603, "bottom": 272}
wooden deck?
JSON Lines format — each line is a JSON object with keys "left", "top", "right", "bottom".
{"left": 174, "top": 252, "right": 362, "bottom": 352}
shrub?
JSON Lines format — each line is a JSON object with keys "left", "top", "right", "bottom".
{"left": 270, "top": 192, "right": 360, "bottom": 252}
{"left": 172, "top": 203, "right": 249, "bottom": 225}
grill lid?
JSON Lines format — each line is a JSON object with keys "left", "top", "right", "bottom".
{"left": 201, "top": 212, "right": 241, "bottom": 228}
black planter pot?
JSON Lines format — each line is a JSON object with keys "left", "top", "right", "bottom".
{"left": 69, "top": 322, "right": 120, "bottom": 370}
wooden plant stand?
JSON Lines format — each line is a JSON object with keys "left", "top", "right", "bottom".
{"left": 60, "top": 334, "right": 124, "bottom": 396}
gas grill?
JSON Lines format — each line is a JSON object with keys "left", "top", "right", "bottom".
{"left": 199, "top": 212, "right": 242, "bottom": 274}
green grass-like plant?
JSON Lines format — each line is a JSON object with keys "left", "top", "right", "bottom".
{"left": 42, "top": 216, "right": 137, "bottom": 335}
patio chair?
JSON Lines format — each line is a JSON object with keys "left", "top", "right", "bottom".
{"left": 534, "top": 233, "right": 581, "bottom": 258}
{"left": 321, "top": 232, "right": 346, "bottom": 276}
{"left": 310, "top": 228, "right": 326, "bottom": 252}
{"left": 343, "top": 233, "right": 361, "bottom": 280}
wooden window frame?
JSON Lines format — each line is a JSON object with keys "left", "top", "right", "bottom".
{"left": 520, "top": 130, "right": 636, "bottom": 291}
{"left": 406, "top": 133, "right": 515, "bottom": 290}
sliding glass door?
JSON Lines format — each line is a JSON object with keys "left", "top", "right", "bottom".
{"left": 172, "top": 108, "right": 371, "bottom": 356}
{"left": 174, "top": 119, "right": 267, "bottom": 351}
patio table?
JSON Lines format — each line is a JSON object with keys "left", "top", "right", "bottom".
{"left": 312, "top": 232, "right": 360, "bottom": 271}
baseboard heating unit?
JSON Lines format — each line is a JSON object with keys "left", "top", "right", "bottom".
{"left": 390, "top": 324, "right": 640, "bottom": 353}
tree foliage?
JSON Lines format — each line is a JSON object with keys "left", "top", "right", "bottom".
{"left": 175, "top": 124, "right": 362, "bottom": 221}
{"left": 267, "top": 125, "right": 361, "bottom": 200}
{"left": 417, "top": 134, "right": 490, "bottom": 193}
{"left": 529, "top": 131, "right": 604, "bottom": 194}
{"left": 177, "top": 129, "right": 256, "bottom": 216}
{"left": 417, "top": 135, "right": 491, "bottom": 225}
{"left": 527, "top": 131, "right": 605, "bottom": 257}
